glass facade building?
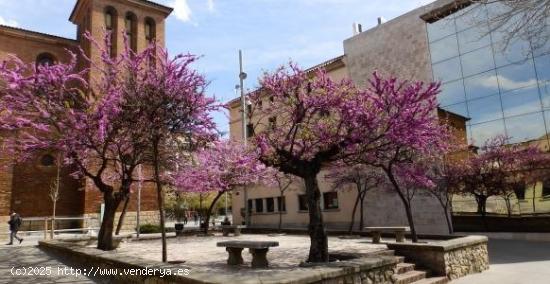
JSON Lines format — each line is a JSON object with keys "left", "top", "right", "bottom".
{"left": 427, "top": 3, "right": 550, "bottom": 148}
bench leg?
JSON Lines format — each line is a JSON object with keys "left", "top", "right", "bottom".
{"left": 234, "top": 228, "right": 241, "bottom": 236}
{"left": 250, "top": 248, "right": 269, "bottom": 268}
{"left": 372, "top": 231, "right": 381, "bottom": 244}
{"left": 222, "top": 229, "right": 229, "bottom": 237}
{"left": 226, "top": 247, "right": 244, "bottom": 265}
{"left": 395, "top": 232, "right": 405, "bottom": 243}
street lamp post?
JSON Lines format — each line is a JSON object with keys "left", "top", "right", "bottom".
{"left": 238, "top": 49, "right": 250, "bottom": 226}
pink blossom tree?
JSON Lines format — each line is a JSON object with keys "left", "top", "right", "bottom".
{"left": 175, "top": 141, "right": 272, "bottom": 234}
{"left": 325, "top": 164, "right": 385, "bottom": 234}
{"left": 0, "top": 51, "right": 147, "bottom": 250}
{"left": 350, "top": 73, "right": 449, "bottom": 242}
{"left": 0, "top": 32, "right": 218, "bottom": 255}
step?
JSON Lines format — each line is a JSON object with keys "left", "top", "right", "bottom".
{"left": 394, "top": 270, "right": 427, "bottom": 284}
{"left": 410, "top": 276, "right": 449, "bottom": 284}
{"left": 395, "top": 255, "right": 405, "bottom": 263}
{"left": 395, "top": 262, "right": 416, "bottom": 274}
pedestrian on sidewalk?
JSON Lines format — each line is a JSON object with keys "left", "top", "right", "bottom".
{"left": 6, "top": 211, "right": 23, "bottom": 245}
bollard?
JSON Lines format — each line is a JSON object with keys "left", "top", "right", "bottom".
{"left": 50, "top": 218, "right": 55, "bottom": 239}
{"left": 43, "top": 218, "right": 48, "bottom": 240}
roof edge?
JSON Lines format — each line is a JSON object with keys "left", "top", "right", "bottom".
{"left": 0, "top": 24, "right": 78, "bottom": 45}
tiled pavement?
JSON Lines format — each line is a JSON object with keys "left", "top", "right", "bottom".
{"left": 0, "top": 244, "right": 95, "bottom": 283}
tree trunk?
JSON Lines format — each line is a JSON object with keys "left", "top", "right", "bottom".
{"left": 152, "top": 143, "right": 167, "bottom": 263}
{"left": 115, "top": 195, "right": 130, "bottom": 235}
{"left": 97, "top": 191, "right": 122, "bottom": 251}
{"left": 348, "top": 189, "right": 360, "bottom": 234}
{"left": 443, "top": 205, "right": 453, "bottom": 234}
{"left": 203, "top": 191, "right": 224, "bottom": 234}
{"left": 278, "top": 191, "right": 284, "bottom": 233}
{"left": 386, "top": 170, "right": 418, "bottom": 242}
{"left": 304, "top": 175, "right": 329, "bottom": 263}
{"left": 359, "top": 192, "right": 366, "bottom": 231}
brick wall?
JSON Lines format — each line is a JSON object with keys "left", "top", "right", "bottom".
{"left": 11, "top": 153, "right": 85, "bottom": 217}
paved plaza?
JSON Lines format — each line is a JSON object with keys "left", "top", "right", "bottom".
{"left": 116, "top": 234, "right": 389, "bottom": 272}
{"left": 0, "top": 235, "right": 549, "bottom": 283}
{"left": 452, "top": 239, "right": 550, "bottom": 284}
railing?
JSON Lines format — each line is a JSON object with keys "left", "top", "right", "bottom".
{"left": 1, "top": 216, "right": 99, "bottom": 240}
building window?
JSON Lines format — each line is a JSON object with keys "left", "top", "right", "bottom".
{"left": 266, "top": 198, "right": 275, "bottom": 212}
{"left": 125, "top": 12, "right": 137, "bottom": 51}
{"left": 323, "top": 192, "right": 339, "bottom": 210}
{"left": 104, "top": 7, "right": 118, "bottom": 56}
{"left": 144, "top": 17, "right": 156, "bottom": 44}
{"left": 268, "top": 117, "right": 277, "bottom": 130}
{"left": 40, "top": 154, "right": 55, "bottom": 167}
{"left": 247, "top": 199, "right": 253, "bottom": 213}
{"left": 298, "top": 194, "right": 308, "bottom": 211}
{"left": 513, "top": 183, "right": 525, "bottom": 200}
{"left": 277, "top": 196, "right": 286, "bottom": 212}
{"left": 255, "top": 198, "right": 264, "bottom": 213}
{"left": 543, "top": 180, "right": 550, "bottom": 197}
{"left": 246, "top": 124, "right": 254, "bottom": 138}
{"left": 36, "top": 53, "right": 55, "bottom": 67}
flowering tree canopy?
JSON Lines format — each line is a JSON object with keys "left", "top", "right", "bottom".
{"left": 0, "top": 32, "right": 219, "bottom": 253}
{"left": 175, "top": 140, "right": 272, "bottom": 233}
{"left": 175, "top": 140, "right": 271, "bottom": 194}
{"left": 248, "top": 62, "right": 448, "bottom": 259}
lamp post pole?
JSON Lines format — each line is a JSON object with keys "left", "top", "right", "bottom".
{"left": 238, "top": 49, "right": 250, "bottom": 226}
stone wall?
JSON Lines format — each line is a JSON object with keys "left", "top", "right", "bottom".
{"left": 84, "top": 210, "right": 159, "bottom": 233}
{"left": 387, "top": 235, "right": 489, "bottom": 280}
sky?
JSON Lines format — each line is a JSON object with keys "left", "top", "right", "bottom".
{"left": 0, "top": 0, "right": 434, "bottom": 135}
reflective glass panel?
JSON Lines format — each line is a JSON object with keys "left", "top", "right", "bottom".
{"left": 493, "top": 37, "right": 532, "bottom": 67}
{"left": 458, "top": 24, "right": 491, "bottom": 54}
{"left": 430, "top": 34, "right": 459, "bottom": 63}
{"left": 438, "top": 79, "right": 466, "bottom": 106}
{"left": 540, "top": 82, "right": 550, "bottom": 109}
{"left": 470, "top": 119, "right": 506, "bottom": 146}
{"left": 501, "top": 85, "right": 542, "bottom": 117}
{"left": 441, "top": 102, "right": 469, "bottom": 119}
{"left": 461, "top": 46, "right": 495, "bottom": 77}
{"left": 467, "top": 94, "right": 503, "bottom": 124}
{"left": 433, "top": 57, "right": 462, "bottom": 83}
{"left": 455, "top": 4, "right": 487, "bottom": 32}
{"left": 427, "top": 17, "right": 456, "bottom": 42}
{"left": 534, "top": 54, "right": 550, "bottom": 83}
{"left": 464, "top": 70, "right": 499, "bottom": 100}
{"left": 505, "top": 112, "right": 547, "bottom": 143}
{"left": 496, "top": 59, "right": 537, "bottom": 92}
{"left": 533, "top": 32, "right": 550, "bottom": 57}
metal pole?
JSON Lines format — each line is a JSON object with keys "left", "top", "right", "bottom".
{"left": 239, "top": 49, "right": 250, "bottom": 226}
{"left": 136, "top": 164, "right": 142, "bottom": 238}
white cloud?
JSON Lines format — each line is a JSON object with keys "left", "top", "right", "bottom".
{"left": 172, "top": 0, "right": 192, "bottom": 22}
{"left": 0, "top": 15, "right": 18, "bottom": 27}
{"left": 478, "top": 74, "right": 538, "bottom": 91}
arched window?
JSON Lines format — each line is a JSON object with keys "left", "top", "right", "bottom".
{"left": 36, "top": 53, "right": 56, "bottom": 67}
{"left": 144, "top": 17, "right": 156, "bottom": 44}
{"left": 125, "top": 12, "right": 137, "bottom": 51}
{"left": 40, "top": 154, "right": 55, "bottom": 167}
{"left": 104, "top": 6, "right": 118, "bottom": 56}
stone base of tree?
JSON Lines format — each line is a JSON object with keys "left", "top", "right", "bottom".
{"left": 39, "top": 239, "right": 399, "bottom": 284}
{"left": 387, "top": 235, "right": 489, "bottom": 280}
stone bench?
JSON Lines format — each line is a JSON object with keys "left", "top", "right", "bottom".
{"left": 221, "top": 225, "right": 245, "bottom": 236}
{"left": 364, "top": 226, "right": 410, "bottom": 243}
{"left": 217, "top": 240, "right": 279, "bottom": 268}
